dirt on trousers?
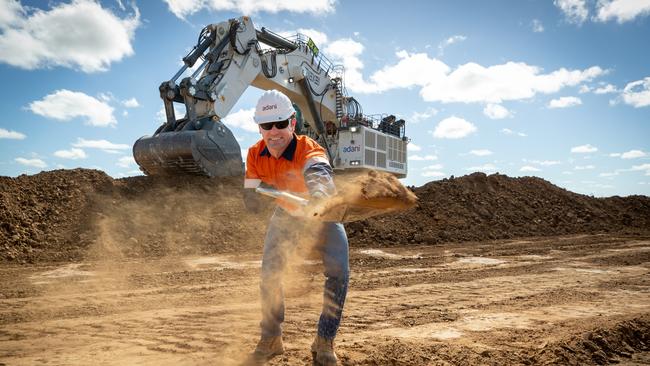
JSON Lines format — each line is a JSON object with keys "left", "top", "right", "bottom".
{"left": 0, "top": 234, "right": 649, "bottom": 365}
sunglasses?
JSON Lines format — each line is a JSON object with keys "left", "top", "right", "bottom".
{"left": 259, "top": 119, "right": 290, "bottom": 131}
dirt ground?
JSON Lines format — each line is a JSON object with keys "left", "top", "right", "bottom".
{"left": 1, "top": 169, "right": 650, "bottom": 364}
{"left": 1, "top": 234, "right": 649, "bottom": 365}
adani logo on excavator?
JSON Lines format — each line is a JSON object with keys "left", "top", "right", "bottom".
{"left": 342, "top": 145, "right": 361, "bottom": 153}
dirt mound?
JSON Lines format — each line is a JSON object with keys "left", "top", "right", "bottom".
{"left": 347, "top": 172, "right": 650, "bottom": 246}
{"left": 0, "top": 169, "right": 270, "bottom": 263}
{"left": 532, "top": 315, "right": 650, "bottom": 365}
{"left": 0, "top": 169, "right": 113, "bottom": 262}
{"left": 1, "top": 169, "right": 649, "bottom": 263}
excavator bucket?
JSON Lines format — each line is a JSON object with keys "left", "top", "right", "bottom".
{"left": 133, "top": 117, "right": 243, "bottom": 177}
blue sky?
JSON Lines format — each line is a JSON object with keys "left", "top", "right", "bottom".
{"left": 1, "top": 0, "right": 649, "bottom": 197}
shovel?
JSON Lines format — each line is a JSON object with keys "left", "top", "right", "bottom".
{"left": 255, "top": 183, "right": 417, "bottom": 223}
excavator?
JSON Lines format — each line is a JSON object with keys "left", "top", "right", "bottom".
{"left": 133, "top": 16, "right": 409, "bottom": 180}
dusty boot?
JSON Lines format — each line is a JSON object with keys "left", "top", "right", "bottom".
{"left": 245, "top": 336, "right": 284, "bottom": 365}
{"left": 311, "top": 336, "right": 338, "bottom": 366}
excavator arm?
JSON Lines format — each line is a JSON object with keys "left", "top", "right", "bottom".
{"left": 133, "top": 16, "right": 408, "bottom": 178}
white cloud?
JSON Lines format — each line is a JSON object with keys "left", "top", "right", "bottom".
{"left": 332, "top": 37, "right": 365, "bottom": 93}
{"left": 596, "top": 0, "right": 650, "bottom": 23}
{"left": 579, "top": 85, "right": 592, "bottom": 93}
{"left": 531, "top": 19, "right": 544, "bottom": 32}
{"left": 54, "top": 148, "right": 86, "bottom": 160}
{"left": 123, "top": 97, "right": 139, "bottom": 108}
{"left": 423, "top": 164, "right": 444, "bottom": 170}
{"left": 98, "top": 92, "right": 112, "bottom": 102}
{"left": 571, "top": 144, "right": 598, "bottom": 153}
{"left": 520, "top": 165, "right": 541, "bottom": 172}
{"left": 555, "top": 0, "right": 589, "bottom": 24}
{"left": 622, "top": 77, "right": 650, "bottom": 108}
{"left": 432, "top": 116, "right": 477, "bottom": 139}
{"left": 330, "top": 47, "right": 451, "bottom": 94}
{"left": 609, "top": 152, "right": 622, "bottom": 157}
{"left": 420, "top": 62, "right": 603, "bottom": 104}
{"left": 575, "top": 165, "right": 595, "bottom": 170}
{"left": 409, "top": 107, "right": 438, "bottom": 123}
{"left": 0, "top": 128, "right": 26, "bottom": 139}
{"left": 468, "top": 149, "right": 493, "bottom": 156}
{"left": 222, "top": 108, "right": 258, "bottom": 133}
{"left": 407, "top": 143, "right": 422, "bottom": 152}
{"left": 0, "top": 0, "right": 140, "bottom": 73}
{"left": 600, "top": 171, "right": 620, "bottom": 177}
{"left": 422, "top": 171, "right": 446, "bottom": 178}
{"left": 466, "top": 163, "right": 497, "bottom": 173}
{"left": 29, "top": 90, "right": 117, "bottom": 127}
{"left": 117, "top": 155, "right": 136, "bottom": 168}
{"left": 278, "top": 28, "right": 328, "bottom": 48}
{"left": 548, "top": 96, "right": 582, "bottom": 108}
{"left": 501, "top": 128, "right": 526, "bottom": 137}
{"left": 527, "top": 159, "right": 562, "bottom": 166}
{"left": 631, "top": 163, "right": 650, "bottom": 175}
{"left": 594, "top": 84, "right": 618, "bottom": 94}
{"left": 72, "top": 138, "right": 129, "bottom": 152}
{"left": 621, "top": 150, "right": 647, "bottom": 159}
{"left": 483, "top": 103, "right": 512, "bottom": 119}
{"left": 438, "top": 35, "right": 466, "bottom": 55}
{"left": 163, "top": 0, "right": 335, "bottom": 19}
{"left": 15, "top": 157, "right": 46, "bottom": 168}
{"left": 0, "top": 0, "right": 23, "bottom": 27}
{"left": 409, "top": 154, "right": 437, "bottom": 161}
{"left": 327, "top": 40, "right": 603, "bottom": 104}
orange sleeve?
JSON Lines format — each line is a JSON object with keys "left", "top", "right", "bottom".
{"left": 303, "top": 137, "right": 327, "bottom": 159}
{"left": 245, "top": 147, "right": 259, "bottom": 179}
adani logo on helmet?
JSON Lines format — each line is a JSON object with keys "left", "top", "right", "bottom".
{"left": 342, "top": 145, "right": 361, "bottom": 153}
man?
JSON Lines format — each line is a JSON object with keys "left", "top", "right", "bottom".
{"left": 243, "top": 90, "right": 349, "bottom": 366}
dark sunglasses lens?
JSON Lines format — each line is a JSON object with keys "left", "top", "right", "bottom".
{"left": 260, "top": 120, "right": 289, "bottom": 130}
{"left": 275, "top": 120, "right": 289, "bottom": 129}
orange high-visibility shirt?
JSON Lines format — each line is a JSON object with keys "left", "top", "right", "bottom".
{"left": 244, "top": 134, "right": 329, "bottom": 212}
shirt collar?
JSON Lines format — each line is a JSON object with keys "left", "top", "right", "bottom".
{"left": 260, "top": 134, "right": 298, "bottom": 161}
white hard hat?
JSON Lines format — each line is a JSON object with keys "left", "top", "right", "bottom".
{"left": 253, "top": 90, "right": 295, "bottom": 124}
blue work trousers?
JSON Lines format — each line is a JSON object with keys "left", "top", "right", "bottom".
{"left": 259, "top": 208, "right": 349, "bottom": 340}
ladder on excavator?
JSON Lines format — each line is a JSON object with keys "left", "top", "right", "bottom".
{"left": 330, "top": 65, "right": 346, "bottom": 120}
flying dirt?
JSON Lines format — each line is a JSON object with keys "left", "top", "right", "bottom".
{"left": 1, "top": 168, "right": 650, "bottom": 365}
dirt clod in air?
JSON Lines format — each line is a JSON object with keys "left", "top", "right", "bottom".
{"left": 313, "top": 170, "right": 418, "bottom": 222}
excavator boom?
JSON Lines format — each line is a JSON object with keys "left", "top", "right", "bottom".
{"left": 133, "top": 16, "right": 409, "bottom": 178}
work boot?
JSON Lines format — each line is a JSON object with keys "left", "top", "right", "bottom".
{"left": 245, "top": 336, "right": 284, "bottom": 365}
{"left": 311, "top": 336, "right": 338, "bottom": 366}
